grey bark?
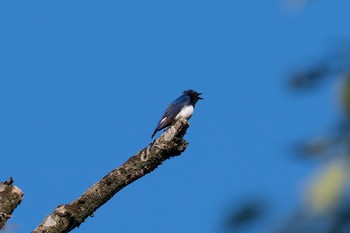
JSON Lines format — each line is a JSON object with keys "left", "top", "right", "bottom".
{"left": 32, "top": 118, "right": 190, "bottom": 233}
{"left": 0, "top": 178, "right": 24, "bottom": 230}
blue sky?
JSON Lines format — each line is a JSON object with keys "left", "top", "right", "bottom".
{"left": 1, "top": 0, "right": 349, "bottom": 232}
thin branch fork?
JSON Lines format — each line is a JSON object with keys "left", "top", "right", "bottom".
{"left": 32, "top": 118, "right": 190, "bottom": 233}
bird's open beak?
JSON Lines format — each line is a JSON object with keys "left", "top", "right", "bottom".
{"left": 198, "top": 93, "right": 203, "bottom": 100}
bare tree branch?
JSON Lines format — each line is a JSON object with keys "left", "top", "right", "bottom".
{"left": 32, "top": 118, "right": 190, "bottom": 233}
{"left": 0, "top": 177, "right": 24, "bottom": 230}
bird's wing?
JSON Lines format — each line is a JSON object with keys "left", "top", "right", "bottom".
{"left": 164, "top": 94, "right": 190, "bottom": 117}
{"left": 152, "top": 95, "right": 190, "bottom": 138}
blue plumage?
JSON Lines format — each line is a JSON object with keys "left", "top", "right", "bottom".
{"left": 151, "top": 90, "right": 203, "bottom": 138}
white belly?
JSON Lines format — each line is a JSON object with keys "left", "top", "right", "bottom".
{"left": 175, "top": 105, "right": 194, "bottom": 120}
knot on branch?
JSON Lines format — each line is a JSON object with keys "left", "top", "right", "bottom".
{"left": 57, "top": 204, "right": 86, "bottom": 229}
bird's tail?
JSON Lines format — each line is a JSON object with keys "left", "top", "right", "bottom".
{"left": 151, "top": 130, "right": 157, "bottom": 138}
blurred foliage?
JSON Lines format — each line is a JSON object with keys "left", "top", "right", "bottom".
{"left": 306, "top": 159, "right": 348, "bottom": 214}
{"left": 224, "top": 45, "right": 350, "bottom": 233}
{"left": 289, "top": 44, "right": 350, "bottom": 92}
{"left": 289, "top": 63, "right": 329, "bottom": 90}
{"left": 223, "top": 200, "right": 266, "bottom": 232}
{"left": 279, "top": 46, "right": 350, "bottom": 232}
{"left": 293, "top": 75, "right": 350, "bottom": 160}
{"left": 341, "top": 75, "right": 350, "bottom": 116}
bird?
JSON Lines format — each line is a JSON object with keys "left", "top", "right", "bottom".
{"left": 151, "top": 89, "right": 203, "bottom": 138}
